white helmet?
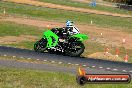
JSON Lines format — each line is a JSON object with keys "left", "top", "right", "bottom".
{"left": 66, "top": 20, "right": 74, "bottom": 27}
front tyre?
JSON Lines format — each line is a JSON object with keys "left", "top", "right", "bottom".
{"left": 65, "top": 42, "right": 85, "bottom": 57}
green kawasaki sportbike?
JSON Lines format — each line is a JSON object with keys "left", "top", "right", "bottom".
{"left": 34, "top": 27, "right": 89, "bottom": 57}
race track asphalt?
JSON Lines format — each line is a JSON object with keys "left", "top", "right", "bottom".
{"left": 0, "top": 46, "right": 132, "bottom": 76}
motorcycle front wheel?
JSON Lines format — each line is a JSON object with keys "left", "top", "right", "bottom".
{"left": 65, "top": 42, "right": 85, "bottom": 57}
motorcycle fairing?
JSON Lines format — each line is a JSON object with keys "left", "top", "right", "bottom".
{"left": 70, "top": 34, "right": 89, "bottom": 41}
{"left": 42, "top": 30, "right": 59, "bottom": 48}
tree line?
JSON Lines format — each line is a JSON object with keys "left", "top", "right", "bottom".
{"left": 103, "top": 0, "right": 132, "bottom": 5}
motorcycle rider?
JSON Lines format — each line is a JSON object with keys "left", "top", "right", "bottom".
{"left": 51, "top": 20, "right": 80, "bottom": 42}
{"left": 65, "top": 20, "right": 80, "bottom": 35}
{"left": 59, "top": 20, "right": 80, "bottom": 42}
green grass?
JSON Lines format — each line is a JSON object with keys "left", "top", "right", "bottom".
{"left": 0, "top": 2, "right": 132, "bottom": 33}
{"left": 0, "top": 21, "right": 131, "bottom": 62}
{"left": 0, "top": 66, "right": 132, "bottom": 88}
{"left": 0, "top": 1, "right": 132, "bottom": 62}
{"left": 0, "top": 21, "right": 44, "bottom": 51}
{"left": 83, "top": 41, "right": 104, "bottom": 55}
{"left": 0, "top": 21, "right": 43, "bottom": 37}
{"left": 0, "top": 21, "right": 44, "bottom": 50}
{"left": 3, "top": 41, "right": 35, "bottom": 49}
{"left": 37, "top": 0, "right": 132, "bottom": 15}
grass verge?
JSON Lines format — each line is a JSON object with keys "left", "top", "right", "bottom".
{"left": 0, "top": 2, "right": 132, "bottom": 33}
{"left": 0, "top": 66, "right": 132, "bottom": 88}
{"left": 0, "top": 21, "right": 43, "bottom": 37}
{"left": 0, "top": 21, "right": 131, "bottom": 62}
{"left": 82, "top": 42, "right": 132, "bottom": 63}
{"left": 37, "top": 0, "right": 132, "bottom": 15}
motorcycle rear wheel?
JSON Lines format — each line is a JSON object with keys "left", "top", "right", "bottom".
{"left": 34, "top": 41, "right": 39, "bottom": 52}
{"left": 34, "top": 38, "right": 47, "bottom": 52}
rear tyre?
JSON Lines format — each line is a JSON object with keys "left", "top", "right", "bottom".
{"left": 34, "top": 41, "right": 39, "bottom": 52}
{"left": 65, "top": 42, "right": 85, "bottom": 57}
{"left": 34, "top": 38, "right": 47, "bottom": 52}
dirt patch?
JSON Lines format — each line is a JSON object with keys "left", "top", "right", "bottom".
{"left": 72, "top": 0, "right": 90, "bottom": 3}
{"left": 87, "top": 52, "right": 123, "bottom": 61}
{"left": 0, "top": 35, "right": 37, "bottom": 44}
{"left": 1, "top": 16, "right": 132, "bottom": 49}
{"left": 0, "top": 16, "right": 65, "bottom": 28}
{"left": 3, "top": 0, "right": 132, "bottom": 18}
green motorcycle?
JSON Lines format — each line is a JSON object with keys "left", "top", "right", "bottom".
{"left": 34, "top": 27, "right": 89, "bottom": 57}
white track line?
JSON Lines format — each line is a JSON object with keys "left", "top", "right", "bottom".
{"left": 58, "top": 62, "right": 62, "bottom": 64}
{"left": 4, "top": 54, "right": 7, "bottom": 57}
{"left": 20, "top": 57, "right": 23, "bottom": 58}
{"left": 113, "top": 69, "right": 118, "bottom": 71}
{"left": 82, "top": 65, "right": 86, "bottom": 67}
{"left": 106, "top": 68, "right": 111, "bottom": 70}
{"left": 99, "top": 67, "right": 103, "bottom": 69}
{"left": 129, "top": 71, "right": 132, "bottom": 73}
{"left": 2, "top": 53, "right": 130, "bottom": 73}
{"left": 13, "top": 56, "right": 16, "bottom": 58}
{"left": 27, "top": 58, "right": 31, "bottom": 60}
{"left": 75, "top": 64, "right": 79, "bottom": 66}
{"left": 68, "top": 63, "right": 71, "bottom": 65}
{"left": 122, "top": 70, "right": 127, "bottom": 72}
{"left": 92, "top": 66, "right": 95, "bottom": 68}
{"left": 51, "top": 61, "right": 55, "bottom": 63}
{"left": 43, "top": 60, "right": 47, "bottom": 62}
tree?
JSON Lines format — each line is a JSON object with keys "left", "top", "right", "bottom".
{"left": 126, "top": 0, "right": 132, "bottom": 5}
{"left": 104, "top": 0, "right": 132, "bottom": 5}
